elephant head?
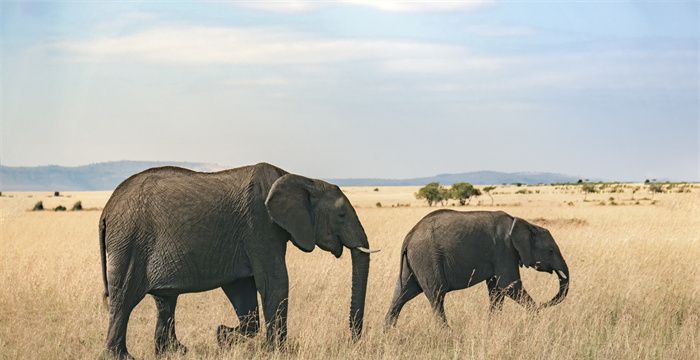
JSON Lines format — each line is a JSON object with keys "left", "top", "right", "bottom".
{"left": 265, "top": 174, "right": 373, "bottom": 340}
{"left": 510, "top": 218, "right": 569, "bottom": 309}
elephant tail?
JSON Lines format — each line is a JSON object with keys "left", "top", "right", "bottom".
{"left": 399, "top": 247, "right": 412, "bottom": 288}
{"left": 99, "top": 216, "right": 108, "bottom": 300}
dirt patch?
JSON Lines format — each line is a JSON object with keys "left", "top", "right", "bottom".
{"left": 529, "top": 217, "right": 588, "bottom": 227}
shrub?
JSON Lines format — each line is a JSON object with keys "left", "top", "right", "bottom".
{"left": 54, "top": 205, "right": 66, "bottom": 211}
{"left": 515, "top": 189, "right": 532, "bottom": 195}
{"left": 54, "top": 191, "right": 60, "bottom": 197}
{"left": 416, "top": 182, "right": 443, "bottom": 206}
{"left": 451, "top": 182, "right": 479, "bottom": 205}
{"left": 648, "top": 183, "right": 664, "bottom": 193}
{"left": 375, "top": 202, "right": 382, "bottom": 208}
{"left": 71, "top": 201, "right": 83, "bottom": 211}
{"left": 581, "top": 183, "right": 597, "bottom": 200}
{"left": 32, "top": 201, "right": 44, "bottom": 211}
{"left": 373, "top": 188, "right": 379, "bottom": 192}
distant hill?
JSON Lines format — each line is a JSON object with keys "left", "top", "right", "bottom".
{"left": 328, "top": 170, "right": 581, "bottom": 186}
{"left": 0, "top": 161, "right": 583, "bottom": 191}
{"left": 0, "top": 161, "right": 223, "bottom": 191}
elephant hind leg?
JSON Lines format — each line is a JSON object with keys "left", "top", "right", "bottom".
{"left": 411, "top": 258, "right": 449, "bottom": 326}
{"left": 423, "top": 289, "right": 448, "bottom": 326}
{"left": 385, "top": 273, "right": 422, "bottom": 328}
{"left": 104, "top": 257, "right": 147, "bottom": 360}
{"left": 153, "top": 295, "right": 187, "bottom": 355}
{"left": 217, "top": 277, "right": 260, "bottom": 347}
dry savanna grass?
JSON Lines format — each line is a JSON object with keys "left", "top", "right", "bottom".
{"left": 1, "top": 185, "right": 698, "bottom": 359}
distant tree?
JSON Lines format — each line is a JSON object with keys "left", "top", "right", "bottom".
{"left": 438, "top": 187, "right": 452, "bottom": 206}
{"left": 416, "top": 182, "right": 442, "bottom": 206}
{"left": 54, "top": 191, "right": 60, "bottom": 197}
{"left": 577, "top": 179, "right": 583, "bottom": 184}
{"left": 482, "top": 186, "right": 497, "bottom": 205}
{"left": 451, "top": 182, "right": 480, "bottom": 206}
{"left": 373, "top": 188, "right": 379, "bottom": 192}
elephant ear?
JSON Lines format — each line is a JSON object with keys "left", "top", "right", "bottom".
{"left": 265, "top": 174, "right": 316, "bottom": 252}
{"left": 510, "top": 217, "right": 534, "bottom": 267}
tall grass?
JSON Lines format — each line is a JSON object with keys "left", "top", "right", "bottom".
{"left": 0, "top": 187, "right": 697, "bottom": 359}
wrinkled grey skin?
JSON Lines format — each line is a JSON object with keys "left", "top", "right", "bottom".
{"left": 99, "top": 163, "right": 371, "bottom": 359}
{"left": 385, "top": 210, "right": 569, "bottom": 327}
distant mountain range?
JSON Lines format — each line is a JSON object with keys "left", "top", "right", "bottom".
{"left": 0, "top": 161, "right": 582, "bottom": 191}
{"left": 0, "top": 161, "right": 223, "bottom": 191}
{"left": 328, "top": 171, "right": 580, "bottom": 186}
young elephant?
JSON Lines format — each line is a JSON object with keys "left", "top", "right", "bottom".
{"left": 385, "top": 210, "right": 569, "bottom": 327}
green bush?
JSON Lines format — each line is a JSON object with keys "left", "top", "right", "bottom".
{"left": 54, "top": 191, "right": 60, "bottom": 197}
{"left": 54, "top": 205, "right": 66, "bottom": 211}
{"left": 450, "top": 182, "right": 480, "bottom": 206}
{"left": 32, "top": 201, "right": 44, "bottom": 211}
{"left": 416, "top": 182, "right": 443, "bottom": 206}
{"left": 375, "top": 202, "right": 382, "bottom": 208}
{"left": 71, "top": 201, "right": 83, "bottom": 211}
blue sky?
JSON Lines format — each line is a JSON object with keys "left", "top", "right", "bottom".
{"left": 1, "top": 1, "right": 698, "bottom": 181}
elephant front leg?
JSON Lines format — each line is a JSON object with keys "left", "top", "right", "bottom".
{"left": 257, "top": 269, "right": 289, "bottom": 350}
{"left": 504, "top": 279, "right": 537, "bottom": 311}
{"left": 486, "top": 276, "right": 506, "bottom": 313}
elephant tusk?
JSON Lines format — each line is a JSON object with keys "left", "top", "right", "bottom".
{"left": 556, "top": 270, "right": 568, "bottom": 279}
{"left": 356, "top": 247, "right": 381, "bottom": 254}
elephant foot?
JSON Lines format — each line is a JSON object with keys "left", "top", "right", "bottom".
{"left": 155, "top": 340, "right": 188, "bottom": 357}
{"left": 216, "top": 325, "right": 257, "bottom": 348}
{"left": 100, "top": 348, "right": 135, "bottom": 360}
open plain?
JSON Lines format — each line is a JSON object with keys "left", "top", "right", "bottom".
{"left": 0, "top": 184, "right": 698, "bottom": 359}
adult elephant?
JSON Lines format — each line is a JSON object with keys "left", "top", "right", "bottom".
{"left": 385, "top": 210, "right": 569, "bottom": 327}
{"left": 99, "top": 163, "right": 375, "bottom": 359}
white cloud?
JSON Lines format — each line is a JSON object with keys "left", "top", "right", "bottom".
{"left": 52, "top": 26, "right": 503, "bottom": 73}
{"left": 341, "top": 0, "right": 493, "bottom": 12}
{"left": 235, "top": 1, "right": 321, "bottom": 13}
{"left": 235, "top": 0, "right": 493, "bottom": 12}
{"left": 223, "top": 77, "right": 290, "bottom": 87}
{"left": 464, "top": 25, "right": 535, "bottom": 37}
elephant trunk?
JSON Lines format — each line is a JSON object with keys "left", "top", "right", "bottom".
{"left": 343, "top": 230, "right": 370, "bottom": 341}
{"left": 349, "top": 248, "right": 369, "bottom": 341}
{"left": 540, "top": 261, "right": 569, "bottom": 309}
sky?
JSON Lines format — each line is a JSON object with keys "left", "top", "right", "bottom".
{"left": 1, "top": 1, "right": 698, "bottom": 181}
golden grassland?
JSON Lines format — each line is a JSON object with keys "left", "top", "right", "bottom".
{"left": 0, "top": 185, "right": 698, "bottom": 359}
